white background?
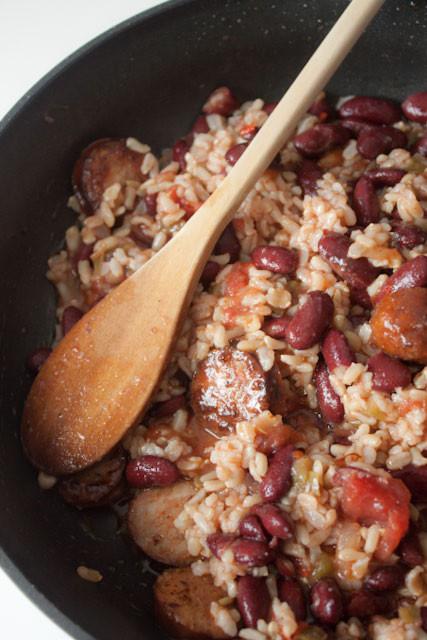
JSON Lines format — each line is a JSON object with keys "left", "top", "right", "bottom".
{"left": 0, "top": 2, "right": 162, "bottom": 637}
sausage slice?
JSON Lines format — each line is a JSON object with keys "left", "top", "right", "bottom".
{"left": 371, "top": 287, "right": 427, "bottom": 364}
{"left": 190, "top": 348, "right": 270, "bottom": 432}
{"left": 154, "top": 567, "right": 229, "bottom": 639}
{"left": 72, "top": 138, "right": 146, "bottom": 214}
{"left": 127, "top": 481, "right": 195, "bottom": 566}
{"left": 58, "top": 447, "right": 126, "bottom": 509}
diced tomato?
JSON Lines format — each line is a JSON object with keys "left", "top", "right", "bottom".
{"left": 181, "top": 198, "right": 201, "bottom": 219}
{"left": 224, "top": 262, "right": 250, "bottom": 296}
{"left": 399, "top": 397, "right": 427, "bottom": 417}
{"left": 166, "top": 185, "right": 201, "bottom": 219}
{"left": 223, "top": 303, "right": 247, "bottom": 328}
{"left": 168, "top": 184, "right": 180, "bottom": 203}
{"left": 333, "top": 467, "right": 410, "bottom": 560}
{"left": 239, "top": 122, "right": 256, "bottom": 138}
{"left": 233, "top": 218, "right": 245, "bottom": 233}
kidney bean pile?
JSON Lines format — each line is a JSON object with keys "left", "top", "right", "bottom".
{"left": 26, "top": 86, "right": 427, "bottom": 639}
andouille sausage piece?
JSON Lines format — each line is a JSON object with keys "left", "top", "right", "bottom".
{"left": 127, "top": 481, "right": 196, "bottom": 566}
{"left": 58, "top": 447, "right": 126, "bottom": 509}
{"left": 190, "top": 348, "right": 270, "bottom": 432}
{"left": 154, "top": 568, "right": 229, "bottom": 639}
{"left": 72, "top": 138, "right": 146, "bottom": 214}
{"left": 371, "top": 287, "right": 427, "bottom": 364}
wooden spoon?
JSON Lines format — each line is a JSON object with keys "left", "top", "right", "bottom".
{"left": 22, "top": 0, "right": 385, "bottom": 475}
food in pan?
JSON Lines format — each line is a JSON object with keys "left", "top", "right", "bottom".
{"left": 28, "top": 87, "right": 427, "bottom": 639}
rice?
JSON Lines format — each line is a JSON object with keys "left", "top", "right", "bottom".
{"left": 40, "top": 89, "right": 427, "bottom": 638}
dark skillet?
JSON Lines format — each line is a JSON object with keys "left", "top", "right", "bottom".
{"left": 0, "top": 0, "right": 424, "bottom": 638}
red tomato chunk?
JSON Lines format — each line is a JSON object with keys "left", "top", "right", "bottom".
{"left": 332, "top": 468, "right": 410, "bottom": 560}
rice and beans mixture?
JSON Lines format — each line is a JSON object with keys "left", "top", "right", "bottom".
{"left": 28, "top": 87, "right": 427, "bottom": 639}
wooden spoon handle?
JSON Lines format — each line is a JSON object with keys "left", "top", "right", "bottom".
{"left": 176, "top": 0, "right": 386, "bottom": 259}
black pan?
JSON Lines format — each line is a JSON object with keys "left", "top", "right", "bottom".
{"left": 0, "top": 1, "right": 425, "bottom": 638}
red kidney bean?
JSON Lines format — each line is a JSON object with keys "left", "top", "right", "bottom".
{"left": 421, "top": 607, "right": 427, "bottom": 632}
{"left": 27, "top": 347, "right": 52, "bottom": 372}
{"left": 367, "top": 352, "right": 411, "bottom": 392}
{"left": 353, "top": 175, "right": 380, "bottom": 226}
{"left": 364, "top": 167, "right": 406, "bottom": 188}
{"left": 200, "top": 260, "right": 220, "bottom": 288}
{"left": 402, "top": 92, "right": 427, "bottom": 124}
{"left": 202, "top": 86, "right": 239, "bottom": 116}
{"left": 225, "top": 143, "right": 248, "bottom": 166}
{"left": 61, "top": 306, "right": 84, "bottom": 336}
{"left": 397, "top": 532, "right": 424, "bottom": 566}
{"left": 263, "top": 102, "right": 277, "bottom": 115}
{"left": 413, "top": 135, "right": 427, "bottom": 157}
{"left": 349, "top": 286, "right": 373, "bottom": 310}
{"left": 322, "top": 329, "right": 354, "bottom": 371}
{"left": 72, "top": 241, "right": 94, "bottom": 267}
{"left": 125, "top": 455, "right": 179, "bottom": 488}
{"left": 310, "top": 578, "right": 343, "bottom": 626}
{"left": 340, "top": 117, "right": 375, "bottom": 138}
{"left": 237, "top": 576, "right": 271, "bottom": 628}
{"left": 391, "top": 223, "right": 427, "bottom": 250}
{"left": 173, "top": 138, "right": 190, "bottom": 170}
{"left": 391, "top": 463, "right": 427, "bottom": 503}
{"left": 285, "top": 291, "right": 334, "bottom": 350}
{"left": 192, "top": 114, "right": 209, "bottom": 134}
{"left": 357, "top": 126, "right": 407, "bottom": 160}
{"left": 275, "top": 555, "right": 296, "bottom": 578}
{"left": 375, "top": 255, "right": 427, "bottom": 304}
{"left": 252, "top": 504, "right": 294, "bottom": 541}
{"left": 308, "top": 94, "right": 331, "bottom": 119}
{"left": 314, "top": 357, "right": 344, "bottom": 424}
{"left": 262, "top": 316, "right": 291, "bottom": 339}
{"left": 232, "top": 538, "right": 275, "bottom": 567}
{"left": 150, "top": 394, "right": 187, "bottom": 418}
{"left": 338, "top": 96, "right": 401, "bottom": 125}
{"left": 346, "top": 588, "right": 394, "bottom": 619}
{"left": 144, "top": 192, "right": 158, "bottom": 216}
{"left": 251, "top": 246, "right": 298, "bottom": 275}
{"left": 294, "top": 123, "right": 349, "bottom": 157}
{"left": 260, "top": 444, "right": 294, "bottom": 503}
{"left": 130, "top": 224, "right": 152, "bottom": 248}
{"left": 297, "top": 158, "right": 323, "bottom": 196}
{"left": 206, "top": 532, "right": 236, "bottom": 558}
{"left": 278, "top": 577, "right": 307, "bottom": 621}
{"left": 364, "top": 565, "right": 405, "bottom": 592}
{"left": 319, "top": 232, "right": 378, "bottom": 290}
{"left": 214, "top": 223, "right": 240, "bottom": 262}
{"left": 238, "top": 515, "right": 267, "bottom": 541}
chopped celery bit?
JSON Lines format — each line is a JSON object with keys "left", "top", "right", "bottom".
{"left": 311, "top": 553, "right": 334, "bottom": 581}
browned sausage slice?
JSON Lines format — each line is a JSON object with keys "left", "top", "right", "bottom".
{"left": 190, "top": 347, "right": 270, "bottom": 433}
{"left": 72, "top": 138, "right": 146, "bottom": 214}
{"left": 127, "top": 481, "right": 195, "bottom": 566}
{"left": 371, "top": 287, "right": 427, "bottom": 364}
{"left": 58, "top": 447, "right": 126, "bottom": 509}
{"left": 154, "top": 567, "right": 229, "bottom": 639}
